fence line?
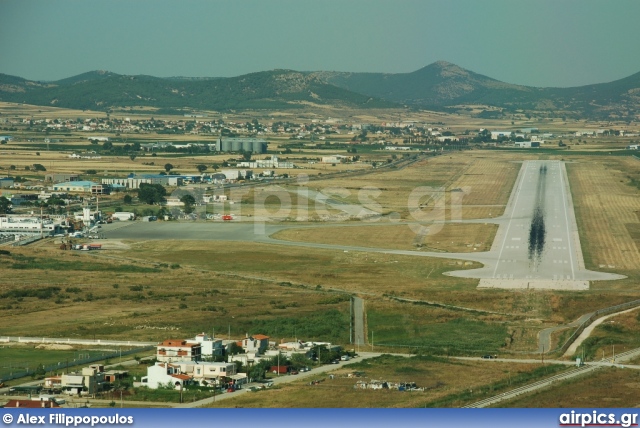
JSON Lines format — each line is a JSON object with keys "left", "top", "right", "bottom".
{"left": 0, "top": 346, "right": 154, "bottom": 383}
{"left": 0, "top": 336, "right": 157, "bottom": 347}
{"left": 556, "top": 299, "right": 640, "bottom": 355}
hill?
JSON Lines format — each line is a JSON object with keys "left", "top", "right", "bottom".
{"left": 315, "top": 61, "right": 640, "bottom": 119}
{"left": 1, "top": 62, "right": 640, "bottom": 118}
{"left": 0, "top": 69, "right": 395, "bottom": 112}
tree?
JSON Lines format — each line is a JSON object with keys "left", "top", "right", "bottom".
{"left": 129, "top": 154, "right": 137, "bottom": 161}
{"left": 33, "top": 164, "right": 47, "bottom": 171}
{"left": 196, "top": 164, "right": 208, "bottom": 173}
{"left": 137, "top": 183, "right": 167, "bottom": 205}
{"left": 123, "top": 194, "right": 133, "bottom": 204}
{"left": 180, "top": 194, "right": 196, "bottom": 214}
{"left": 164, "top": 163, "right": 174, "bottom": 173}
{"left": 102, "top": 141, "right": 113, "bottom": 150}
{"left": 242, "top": 151, "right": 252, "bottom": 161}
{"left": 0, "top": 196, "right": 12, "bottom": 214}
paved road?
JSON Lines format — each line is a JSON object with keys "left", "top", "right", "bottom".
{"left": 352, "top": 297, "right": 365, "bottom": 347}
{"left": 564, "top": 306, "right": 640, "bottom": 357}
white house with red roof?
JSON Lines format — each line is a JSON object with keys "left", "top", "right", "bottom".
{"left": 140, "top": 363, "right": 192, "bottom": 389}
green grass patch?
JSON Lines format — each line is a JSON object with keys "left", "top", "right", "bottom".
{"left": 235, "top": 309, "right": 349, "bottom": 344}
{"left": 368, "top": 310, "right": 508, "bottom": 354}
{"left": 0, "top": 347, "right": 121, "bottom": 380}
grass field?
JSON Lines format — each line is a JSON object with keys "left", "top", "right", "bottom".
{"left": 205, "top": 354, "right": 568, "bottom": 408}
{"left": 568, "top": 158, "right": 640, "bottom": 271}
{"left": 504, "top": 367, "right": 640, "bottom": 407}
{"left": 272, "top": 223, "right": 498, "bottom": 252}
{"left": 0, "top": 343, "right": 135, "bottom": 380}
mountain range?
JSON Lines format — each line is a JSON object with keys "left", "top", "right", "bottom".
{"left": 1, "top": 61, "right": 639, "bottom": 119}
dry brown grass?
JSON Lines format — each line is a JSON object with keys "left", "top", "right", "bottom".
{"left": 206, "top": 355, "right": 554, "bottom": 408}
{"left": 272, "top": 223, "right": 498, "bottom": 253}
{"left": 567, "top": 158, "right": 640, "bottom": 272}
{"left": 504, "top": 367, "right": 640, "bottom": 407}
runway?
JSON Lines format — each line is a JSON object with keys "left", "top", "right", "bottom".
{"left": 446, "top": 160, "right": 624, "bottom": 289}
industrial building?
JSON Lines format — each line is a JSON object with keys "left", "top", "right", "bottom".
{"left": 0, "top": 177, "right": 14, "bottom": 188}
{"left": 220, "top": 169, "right": 253, "bottom": 180}
{"left": 45, "top": 173, "right": 80, "bottom": 183}
{"left": 514, "top": 141, "right": 540, "bottom": 148}
{"left": 321, "top": 155, "right": 350, "bottom": 164}
{"left": 102, "top": 174, "right": 183, "bottom": 189}
{"left": 53, "top": 181, "right": 105, "bottom": 194}
{"left": 237, "top": 155, "right": 294, "bottom": 169}
{"left": 0, "top": 214, "right": 64, "bottom": 234}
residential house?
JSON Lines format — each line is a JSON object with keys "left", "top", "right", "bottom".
{"left": 240, "top": 334, "right": 269, "bottom": 355}
{"left": 140, "top": 363, "right": 192, "bottom": 389}
{"left": 43, "top": 376, "right": 62, "bottom": 391}
{"left": 156, "top": 339, "right": 202, "bottom": 362}
{"left": 60, "top": 365, "right": 105, "bottom": 395}
{"left": 191, "top": 333, "right": 224, "bottom": 358}
{"left": 173, "top": 361, "right": 245, "bottom": 387}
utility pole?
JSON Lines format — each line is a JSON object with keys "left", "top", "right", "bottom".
{"left": 40, "top": 204, "right": 44, "bottom": 239}
{"left": 541, "top": 345, "right": 544, "bottom": 365}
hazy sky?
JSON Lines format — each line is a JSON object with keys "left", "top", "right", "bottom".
{"left": 1, "top": 0, "right": 639, "bottom": 87}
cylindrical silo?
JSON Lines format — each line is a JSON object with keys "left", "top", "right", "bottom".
{"left": 221, "top": 139, "right": 232, "bottom": 152}
{"left": 242, "top": 140, "right": 254, "bottom": 153}
{"left": 252, "top": 141, "right": 266, "bottom": 154}
{"left": 231, "top": 140, "right": 242, "bottom": 152}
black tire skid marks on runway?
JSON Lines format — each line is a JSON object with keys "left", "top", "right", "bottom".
{"left": 528, "top": 165, "right": 547, "bottom": 267}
